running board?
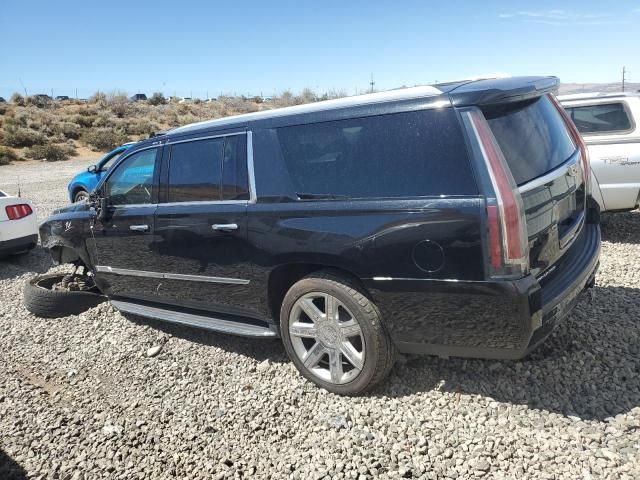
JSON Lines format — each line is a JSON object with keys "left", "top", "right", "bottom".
{"left": 111, "top": 300, "right": 279, "bottom": 338}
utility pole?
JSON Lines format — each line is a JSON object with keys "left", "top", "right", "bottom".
{"left": 369, "top": 73, "right": 375, "bottom": 93}
{"left": 622, "top": 66, "right": 627, "bottom": 92}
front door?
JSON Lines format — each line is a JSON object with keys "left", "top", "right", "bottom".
{"left": 150, "top": 132, "right": 259, "bottom": 317}
{"left": 90, "top": 146, "right": 162, "bottom": 301}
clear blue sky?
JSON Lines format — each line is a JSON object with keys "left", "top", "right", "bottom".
{"left": 1, "top": 0, "right": 638, "bottom": 99}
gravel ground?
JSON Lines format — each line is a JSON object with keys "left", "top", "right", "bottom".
{"left": 1, "top": 159, "right": 639, "bottom": 479}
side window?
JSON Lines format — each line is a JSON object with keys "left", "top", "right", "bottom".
{"left": 270, "top": 109, "right": 477, "bottom": 199}
{"left": 221, "top": 135, "right": 249, "bottom": 200}
{"left": 567, "top": 103, "right": 633, "bottom": 134}
{"left": 104, "top": 148, "right": 157, "bottom": 205}
{"left": 168, "top": 138, "right": 224, "bottom": 202}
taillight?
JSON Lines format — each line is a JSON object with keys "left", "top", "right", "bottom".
{"left": 5, "top": 204, "right": 33, "bottom": 220}
{"left": 465, "top": 109, "right": 529, "bottom": 279}
{"left": 548, "top": 93, "right": 590, "bottom": 194}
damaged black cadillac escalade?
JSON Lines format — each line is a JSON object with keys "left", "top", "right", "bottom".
{"left": 30, "top": 76, "right": 600, "bottom": 394}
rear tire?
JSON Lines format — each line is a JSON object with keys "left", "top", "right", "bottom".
{"left": 23, "top": 273, "right": 105, "bottom": 318}
{"left": 280, "top": 270, "right": 395, "bottom": 395}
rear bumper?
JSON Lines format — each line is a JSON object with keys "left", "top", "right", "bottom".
{"left": 0, "top": 234, "right": 38, "bottom": 257}
{"left": 365, "top": 223, "right": 601, "bottom": 360}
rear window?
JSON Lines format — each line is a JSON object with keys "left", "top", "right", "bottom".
{"left": 0, "top": 191, "right": 5, "bottom": 198}
{"left": 262, "top": 109, "right": 477, "bottom": 199}
{"left": 483, "top": 95, "right": 576, "bottom": 186}
{"left": 565, "top": 102, "right": 632, "bottom": 135}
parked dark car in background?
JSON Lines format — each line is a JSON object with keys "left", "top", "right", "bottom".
{"left": 130, "top": 93, "right": 147, "bottom": 101}
{"left": 30, "top": 76, "right": 600, "bottom": 394}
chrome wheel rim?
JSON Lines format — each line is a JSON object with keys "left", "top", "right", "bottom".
{"left": 289, "top": 292, "right": 365, "bottom": 385}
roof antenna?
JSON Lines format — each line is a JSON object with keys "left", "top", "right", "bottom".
{"left": 17, "top": 175, "right": 21, "bottom": 198}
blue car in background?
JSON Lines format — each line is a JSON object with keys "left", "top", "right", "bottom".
{"left": 67, "top": 143, "right": 135, "bottom": 202}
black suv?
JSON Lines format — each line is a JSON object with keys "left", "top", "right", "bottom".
{"left": 35, "top": 76, "right": 600, "bottom": 394}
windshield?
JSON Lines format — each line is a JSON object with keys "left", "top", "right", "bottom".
{"left": 98, "top": 149, "right": 125, "bottom": 172}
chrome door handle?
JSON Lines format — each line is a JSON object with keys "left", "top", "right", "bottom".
{"left": 212, "top": 223, "right": 238, "bottom": 231}
{"left": 129, "top": 224, "right": 149, "bottom": 232}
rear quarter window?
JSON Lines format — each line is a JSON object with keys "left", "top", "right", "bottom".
{"left": 565, "top": 102, "right": 633, "bottom": 135}
{"left": 255, "top": 108, "right": 477, "bottom": 199}
{"left": 483, "top": 95, "right": 576, "bottom": 186}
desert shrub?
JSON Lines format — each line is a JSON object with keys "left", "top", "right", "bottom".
{"left": 93, "top": 113, "right": 117, "bottom": 128}
{"left": 10, "top": 93, "right": 25, "bottom": 106}
{"left": 4, "top": 126, "right": 46, "bottom": 147}
{"left": 108, "top": 92, "right": 130, "bottom": 118}
{"left": 89, "top": 91, "right": 107, "bottom": 104}
{"left": 0, "top": 146, "right": 18, "bottom": 165}
{"left": 5, "top": 112, "right": 28, "bottom": 128}
{"left": 25, "top": 95, "right": 51, "bottom": 108}
{"left": 125, "top": 119, "right": 159, "bottom": 136}
{"left": 219, "top": 96, "right": 259, "bottom": 114}
{"left": 274, "top": 90, "right": 295, "bottom": 107}
{"left": 297, "top": 88, "right": 317, "bottom": 104}
{"left": 0, "top": 103, "right": 7, "bottom": 115}
{"left": 73, "top": 114, "right": 97, "bottom": 128}
{"left": 54, "top": 121, "right": 81, "bottom": 139}
{"left": 148, "top": 92, "right": 166, "bottom": 106}
{"left": 82, "top": 128, "right": 129, "bottom": 151}
{"left": 26, "top": 143, "right": 75, "bottom": 162}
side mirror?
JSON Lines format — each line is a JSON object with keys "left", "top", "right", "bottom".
{"left": 88, "top": 165, "right": 97, "bottom": 173}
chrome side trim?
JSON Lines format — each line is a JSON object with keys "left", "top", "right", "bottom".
{"left": 518, "top": 151, "right": 581, "bottom": 194}
{"left": 110, "top": 203, "right": 157, "bottom": 209}
{"left": 156, "top": 200, "right": 248, "bottom": 207}
{"left": 584, "top": 137, "right": 640, "bottom": 146}
{"left": 95, "top": 266, "right": 250, "bottom": 285}
{"left": 247, "top": 131, "right": 257, "bottom": 203}
{"left": 166, "top": 131, "right": 246, "bottom": 145}
{"left": 111, "top": 300, "right": 278, "bottom": 337}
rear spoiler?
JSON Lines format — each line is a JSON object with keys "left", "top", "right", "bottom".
{"left": 448, "top": 76, "right": 559, "bottom": 107}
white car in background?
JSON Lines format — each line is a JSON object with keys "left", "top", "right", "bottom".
{"left": 559, "top": 92, "right": 640, "bottom": 213}
{"left": 0, "top": 190, "right": 38, "bottom": 258}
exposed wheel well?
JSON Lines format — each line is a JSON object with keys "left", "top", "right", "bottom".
{"left": 267, "top": 263, "right": 368, "bottom": 322}
{"left": 72, "top": 187, "right": 88, "bottom": 200}
{"left": 50, "top": 245, "right": 82, "bottom": 265}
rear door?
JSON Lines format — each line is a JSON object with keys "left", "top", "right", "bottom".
{"left": 151, "top": 132, "right": 257, "bottom": 316}
{"left": 481, "top": 94, "right": 585, "bottom": 276}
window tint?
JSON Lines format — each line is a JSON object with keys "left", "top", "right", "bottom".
{"left": 566, "top": 103, "right": 632, "bottom": 134}
{"left": 168, "top": 138, "right": 224, "bottom": 202}
{"left": 483, "top": 95, "right": 576, "bottom": 186}
{"left": 105, "top": 148, "right": 157, "bottom": 205}
{"left": 270, "top": 109, "right": 476, "bottom": 199}
{"left": 221, "top": 135, "right": 249, "bottom": 200}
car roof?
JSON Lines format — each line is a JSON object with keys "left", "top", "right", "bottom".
{"left": 146, "top": 76, "right": 557, "bottom": 142}
{"left": 558, "top": 91, "right": 640, "bottom": 102}
{"left": 169, "top": 85, "right": 444, "bottom": 135}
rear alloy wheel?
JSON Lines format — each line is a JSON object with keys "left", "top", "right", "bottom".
{"left": 289, "top": 292, "right": 365, "bottom": 384}
{"left": 280, "top": 271, "right": 395, "bottom": 395}
{"left": 74, "top": 190, "right": 89, "bottom": 203}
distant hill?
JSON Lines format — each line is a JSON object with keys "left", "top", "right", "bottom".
{"left": 559, "top": 82, "right": 640, "bottom": 95}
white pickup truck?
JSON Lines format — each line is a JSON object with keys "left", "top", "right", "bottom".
{"left": 559, "top": 92, "right": 640, "bottom": 213}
